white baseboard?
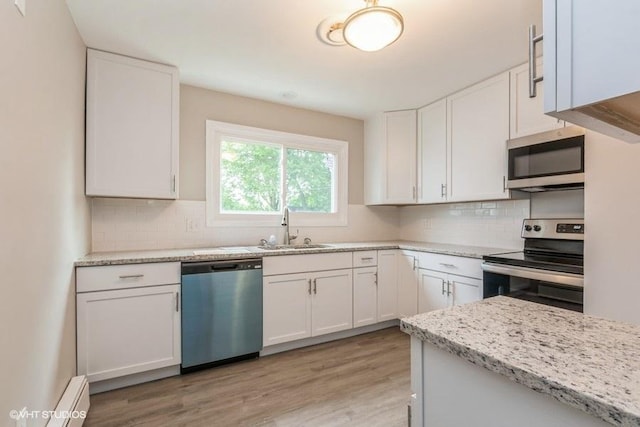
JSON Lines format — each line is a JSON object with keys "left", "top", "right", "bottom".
{"left": 260, "top": 320, "right": 400, "bottom": 356}
{"left": 46, "top": 375, "right": 90, "bottom": 427}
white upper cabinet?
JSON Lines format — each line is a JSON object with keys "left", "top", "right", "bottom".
{"left": 417, "top": 99, "right": 447, "bottom": 203}
{"left": 447, "top": 72, "right": 510, "bottom": 202}
{"left": 364, "top": 110, "right": 417, "bottom": 204}
{"left": 510, "top": 61, "right": 564, "bottom": 139}
{"left": 543, "top": 0, "right": 640, "bottom": 143}
{"left": 86, "top": 49, "right": 179, "bottom": 199}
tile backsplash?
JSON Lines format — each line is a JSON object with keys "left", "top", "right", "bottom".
{"left": 399, "top": 200, "right": 530, "bottom": 250}
{"left": 91, "top": 198, "right": 400, "bottom": 252}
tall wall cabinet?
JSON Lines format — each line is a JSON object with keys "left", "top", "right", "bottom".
{"left": 86, "top": 49, "right": 179, "bottom": 199}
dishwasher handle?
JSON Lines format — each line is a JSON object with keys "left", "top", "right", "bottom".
{"left": 182, "top": 259, "right": 262, "bottom": 275}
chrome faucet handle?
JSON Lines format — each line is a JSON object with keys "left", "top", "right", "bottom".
{"left": 303, "top": 237, "right": 312, "bottom": 245}
{"left": 290, "top": 229, "right": 299, "bottom": 242}
{"left": 259, "top": 238, "right": 268, "bottom": 246}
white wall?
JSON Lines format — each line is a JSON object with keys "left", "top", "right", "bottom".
{"left": 530, "top": 190, "right": 584, "bottom": 219}
{"left": 0, "top": 1, "right": 90, "bottom": 426}
{"left": 584, "top": 131, "right": 640, "bottom": 325}
{"left": 399, "top": 200, "right": 530, "bottom": 250}
{"left": 91, "top": 199, "right": 399, "bottom": 251}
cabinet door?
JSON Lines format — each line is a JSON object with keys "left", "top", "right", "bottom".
{"left": 397, "top": 251, "right": 419, "bottom": 318}
{"left": 450, "top": 275, "right": 482, "bottom": 307}
{"left": 384, "top": 110, "right": 417, "bottom": 203}
{"left": 377, "top": 250, "right": 398, "bottom": 321}
{"left": 447, "top": 72, "right": 510, "bottom": 202}
{"left": 418, "top": 270, "right": 448, "bottom": 313}
{"left": 353, "top": 267, "right": 378, "bottom": 328}
{"left": 311, "top": 269, "right": 353, "bottom": 336}
{"left": 77, "top": 284, "right": 181, "bottom": 383}
{"left": 418, "top": 99, "right": 448, "bottom": 203}
{"left": 86, "top": 49, "right": 179, "bottom": 199}
{"left": 263, "top": 273, "right": 312, "bottom": 346}
{"left": 510, "top": 61, "right": 564, "bottom": 139}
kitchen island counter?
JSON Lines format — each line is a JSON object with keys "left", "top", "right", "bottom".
{"left": 401, "top": 296, "right": 640, "bottom": 426}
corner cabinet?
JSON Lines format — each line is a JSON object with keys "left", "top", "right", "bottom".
{"left": 86, "top": 49, "right": 179, "bottom": 199}
{"left": 364, "top": 110, "right": 417, "bottom": 205}
{"left": 447, "top": 72, "right": 510, "bottom": 202}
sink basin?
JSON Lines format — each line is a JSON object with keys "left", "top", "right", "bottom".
{"left": 256, "top": 244, "right": 332, "bottom": 251}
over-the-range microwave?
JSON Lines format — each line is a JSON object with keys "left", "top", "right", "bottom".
{"left": 506, "top": 126, "right": 585, "bottom": 192}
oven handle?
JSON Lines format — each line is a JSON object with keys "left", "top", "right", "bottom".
{"left": 481, "top": 262, "right": 584, "bottom": 288}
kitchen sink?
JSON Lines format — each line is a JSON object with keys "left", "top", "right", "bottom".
{"left": 193, "top": 247, "right": 252, "bottom": 255}
{"left": 256, "top": 244, "right": 332, "bottom": 251}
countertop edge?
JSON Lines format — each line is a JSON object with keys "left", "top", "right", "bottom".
{"left": 400, "top": 319, "right": 637, "bottom": 426}
{"left": 75, "top": 241, "right": 514, "bottom": 267}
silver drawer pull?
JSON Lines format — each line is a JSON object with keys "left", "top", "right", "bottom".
{"left": 360, "top": 257, "right": 374, "bottom": 261}
{"left": 118, "top": 274, "right": 144, "bottom": 279}
{"left": 439, "top": 263, "right": 456, "bottom": 268}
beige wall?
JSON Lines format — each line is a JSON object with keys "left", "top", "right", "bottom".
{"left": 0, "top": 1, "right": 90, "bottom": 425}
{"left": 584, "top": 131, "right": 640, "bottom": 325}
{"left": 179, "top": 84, "right": 365, "bottom": 204}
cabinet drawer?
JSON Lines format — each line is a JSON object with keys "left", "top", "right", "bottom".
{"left": 417, "top": 253, "right": 482, "bottom": 279}
{"left": 353, "top": 251, "right": 378, "bottom": 267}
{"left": 77, "top": 262, "right": 181, "bottom": 293}
{"left": 263, "top": 252, "right": 352, "bottom": 276}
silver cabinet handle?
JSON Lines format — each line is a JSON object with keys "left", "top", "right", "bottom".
{"left": 313, "top": 278, "right": 317, "bottom": 294}
{"left": 412, "top": 185, "right": 416, "bottom": 200}
{"left": 374, "top": 272, "right": 378, "bottom": 286}
{"left": 176, "top": 292, "right": 180, "bottom": 312}
{"left": 503, "top": 176, "right": 507, "bottom": 192}
{"left": 439, "top": 263, "right": 456, "bottom": 269}
{"left": 118, "top": 274, "right": 144, "bottom": 279}
{"left": 308, "top": 279, "right": 312, "bottom": 295}
{"left": 441, "top": 280, "right": 446, "bottom": 296}
{"left": 412, "top": 257, "right": 417, "bottom": 271}
{"left": 529, "top": 24, "right": 544, "bottom": 98}
{"left": 446, "top": 281, "right": 452, "bottom": 297}
{"left": 172, "top": 174, "right": 176, "bottom": 193}
{"left": 441, "top": 183, "right": 446, "bottom": 198}
{"left": 360, "top": 257, "right": 374, "bottom": 261}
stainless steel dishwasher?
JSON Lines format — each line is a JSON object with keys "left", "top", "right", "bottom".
{"left": 181, "top": 258, "right": 263, "bottom": 373}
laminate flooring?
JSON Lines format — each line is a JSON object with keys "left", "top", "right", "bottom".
{"left": 84, "top": 327, "right": 410, "bottom": 427}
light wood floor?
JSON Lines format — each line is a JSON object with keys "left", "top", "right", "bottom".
{"left": 85, "top": 327, "right": 410, "bottom": 427}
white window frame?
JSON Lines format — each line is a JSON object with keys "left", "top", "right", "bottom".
{"left": 206, "top": 120, "right": 349, "bottom": 227}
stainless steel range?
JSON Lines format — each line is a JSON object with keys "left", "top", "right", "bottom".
{"left": 482, "top": 219, "right": 584, "bottom": 312}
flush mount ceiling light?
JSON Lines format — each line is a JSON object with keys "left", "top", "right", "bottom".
{"left": 318, "top": 0, "right": 404, "bottom": 52}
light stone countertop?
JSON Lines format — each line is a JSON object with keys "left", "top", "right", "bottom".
{"left": 74, "top": 241, "right": 515, "bottom": 267}
{"left": 401, "top": 296, "right": 640, "bottom": 426}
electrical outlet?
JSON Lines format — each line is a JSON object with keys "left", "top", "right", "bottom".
{"left": 14, "top": 0, "right": 26, "bottom": 16}
{"left": 185, "top": 218, "right": 201, "bottom": 232}
{"left": 423, "top": 218, "right": 432, "bottom": 230}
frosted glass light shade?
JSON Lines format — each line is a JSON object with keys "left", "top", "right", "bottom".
{"left": 343, "top": 5, "right": 403, "bottom": 52}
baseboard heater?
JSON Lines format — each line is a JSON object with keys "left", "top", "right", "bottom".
{"left": 46, "top": 376, "right": 90, "bottom": 427}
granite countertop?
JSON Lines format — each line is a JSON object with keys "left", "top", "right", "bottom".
{"left": 400, "top": 296, "right": 640, "bottom": 426}
{"left": 75, "top": 240, "right": 514, "bottom": 267}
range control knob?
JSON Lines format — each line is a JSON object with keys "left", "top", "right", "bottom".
{"left": 524, "top": 225, "right": 532, "bottom": 231}
{"left": 533, "top": 225, "right": 542, "bottom": 232}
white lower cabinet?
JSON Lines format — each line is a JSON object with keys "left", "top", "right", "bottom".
{"left": 397, "top": 251, "right": 419, "bottom": 318}
{"left": 76, "top": 262, "right": 181, "bottom": 384}
{"left": 377, "top": 250, "right": 398, "bottom": 321}
{"left": 418, "top": 270, "right": 482, "bottom": 313}
{"left": 77, "top": 284, "right": 181, "bottom": 383}
{"left": 353, "top": 266, "right": 378, "bottom": 328}
{"left": 263, "top": 269, "right": 353, "bottom": 346}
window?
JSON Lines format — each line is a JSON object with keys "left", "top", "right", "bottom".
{"left": 206, "top": 120, "right": 348, "bottom": 226}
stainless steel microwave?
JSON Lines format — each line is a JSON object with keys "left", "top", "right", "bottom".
{"left": 506, "top": 126, "right": 585, "bottom": 192}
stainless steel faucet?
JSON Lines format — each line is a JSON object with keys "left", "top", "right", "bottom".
{"left": 281, "top": 207, "right": 298, "bottom": 245}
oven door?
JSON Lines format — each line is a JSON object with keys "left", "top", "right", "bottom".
{"left": 482, "top": 262, "right": 584, "bottom": 312}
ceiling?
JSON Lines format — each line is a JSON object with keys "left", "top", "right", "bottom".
{"left": 65, "top": 0, "right": 542, "bottom": 120}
